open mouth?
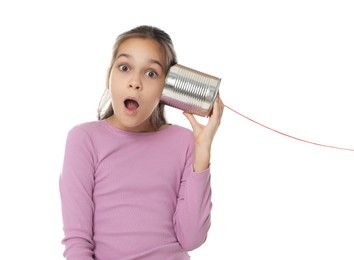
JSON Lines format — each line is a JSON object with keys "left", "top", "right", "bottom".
{"left": 124, "top": 98, "right": 139, "bottom": 110}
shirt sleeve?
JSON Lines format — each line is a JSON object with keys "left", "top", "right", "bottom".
{"left": 59, "top": 126, "right": 96, "bottom": 260}
{"left": 173, "top": 142, "right": 212, "bottom": 251}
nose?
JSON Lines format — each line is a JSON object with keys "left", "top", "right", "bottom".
{"left": 128, "top": 73, "right": 142, "bottom": 91}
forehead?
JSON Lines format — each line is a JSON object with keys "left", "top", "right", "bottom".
{"left": 117, "top": 37, "right": 165, "bottom": 65}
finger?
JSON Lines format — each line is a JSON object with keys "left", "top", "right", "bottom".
{"left": 210, "top": 98, "right": 224, "bottom": 130}
{"left": 210, "top": 94, "right": 223, "bottom": 123}
{"left": 183, "top": 112, "right": 199, "bottom": 130}
{"left": 218, "top": 95, "right": 225, "bottom": 118}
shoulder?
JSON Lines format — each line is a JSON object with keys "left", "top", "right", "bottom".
{"left": 68, "top": 120, "right": 103, "bottom": 135}
{"left": 65, "top": 120, "right": 105, "bottom": 143}
{"left": 162, "top": 124, "right": 194, "bottom": 145}
{"left": 168, "top": 124, "right": 193, "bottom": 136}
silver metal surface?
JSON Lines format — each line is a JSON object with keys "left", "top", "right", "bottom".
{"left": 161, "top": 64, "right": 221, "bottom": 117}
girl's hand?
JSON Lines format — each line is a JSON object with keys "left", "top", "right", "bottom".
{"left": 183, "top": 94, "right": 224, "bottom": 172}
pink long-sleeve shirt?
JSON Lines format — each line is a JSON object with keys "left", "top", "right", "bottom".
{"left": 59, "top": 120, "right": 212, "bottom": 260}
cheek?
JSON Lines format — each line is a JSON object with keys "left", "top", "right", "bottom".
{"left": 154, "top": 79, "right": 165, "bottom": 96}
{"left": 109, "top": 74, "right": 122, "bottom": 95}
{"left": 152, "top": 84, "right": 165, "bottom": 102}
{"left": 108, "top": 84, "right": 122, "bottom": 108}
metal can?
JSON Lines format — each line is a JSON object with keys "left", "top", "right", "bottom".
{"left": 161, "top": 64, "right": 221, "bottom": 117}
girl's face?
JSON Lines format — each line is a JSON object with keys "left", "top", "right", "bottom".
{"left": 107, "top": 37, "right": 166, "bottom": 132}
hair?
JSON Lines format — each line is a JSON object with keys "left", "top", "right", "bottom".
{"left": 97, "top": 25, "right": 178, "bottom": 130}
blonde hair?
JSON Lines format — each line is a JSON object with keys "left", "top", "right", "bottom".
{"left": 97, "top": 25, "right": 177, "bottom": 130}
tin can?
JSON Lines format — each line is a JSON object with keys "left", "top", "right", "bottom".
{"left": 161, "top": 64, "right": 221, "bottom": 117}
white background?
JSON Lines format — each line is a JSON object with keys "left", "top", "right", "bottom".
{"left": 1, "top": 0, "right": 353, "bottom": 259}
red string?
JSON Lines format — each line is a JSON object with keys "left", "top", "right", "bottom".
{"left": 225, "top": 104, "right": 354, "bottom": 152}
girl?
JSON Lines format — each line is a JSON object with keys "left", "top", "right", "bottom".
{"left": 59, "top": 25, "right": 224, "bottom": 260}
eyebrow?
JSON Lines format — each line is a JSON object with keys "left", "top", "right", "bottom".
{"left": 116, "top": 53, "right": 164, "bottom": 70}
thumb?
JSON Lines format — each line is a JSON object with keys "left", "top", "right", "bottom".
{"left": 183, "top": 112, "right": 199, "bottom": 130}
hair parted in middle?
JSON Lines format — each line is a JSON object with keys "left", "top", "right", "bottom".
{"left": 97, "top": 25, "right": 178, "bottom": 130}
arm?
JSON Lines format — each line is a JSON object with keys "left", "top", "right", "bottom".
{"left": 183, "top": 94, "right": 224, "bottom": 172}
{"left": 173, "top": 163, "right": 212, "bottom": 251}
{"left": 59, "top": 126, "right": 96, "bottom": 260}
{"left": 174, "top": 95, "right": 224, "bottom": 250}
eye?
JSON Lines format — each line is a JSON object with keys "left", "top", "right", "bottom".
{"left": 118, "top": 64, "right": 129, "bottom": 72}
{"left": 146, "top": 70, "right": 158, "bottom": 78}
